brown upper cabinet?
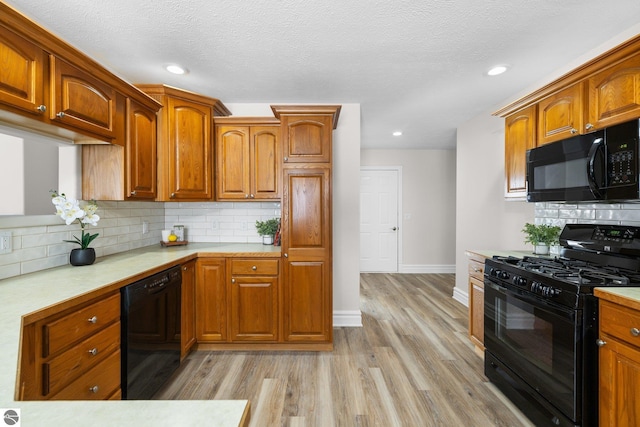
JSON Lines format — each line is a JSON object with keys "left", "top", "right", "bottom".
{"left": 0, "top": 25, "right": 46, "bottom": 117}
{"left": 496, "top": 34, "right": 640, "bottom": 200}
{"left": 49, "top": 56, "right": 117, "bottom": 141}
{"left": 537, "top": 83, "right": 584, "bottom": 146}
{"left": 271, "top": 105, "right": 341, "bottom": 163}
{"left": 504, "top": 105, "right": 536, "bottom": 198}
{"left": 0, "top": 4, "right": 161, "bottom": 144}
{"left": 215, "top": 117, "right": 281, "bottom": 200}
{"left": 137, "top": 84, "right": 230, "bottom": 201}
{"left": 587, "top": 52, "right": 640, "bottom": 130}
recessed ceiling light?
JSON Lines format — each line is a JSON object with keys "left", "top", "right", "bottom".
{"left": 487, "top": 65, "right": 508, "bottom": 76}
{"left": 165, "top": 64, "right": 188, "bottom": 75}
{"left": 392, "top": 131, "right": 403, "bottom": 136}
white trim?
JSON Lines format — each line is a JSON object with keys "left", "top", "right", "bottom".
{"left": 452, "top": 285, "right": 469, "bottom": 307}
{"left": 399, "top": 264, "right": 456, "bottom": 274}
{"left": 333, "top": 310, "right": 363, "bottom": 327}
{"left": 359, "top": 166, "right": 403, "bottom": 272}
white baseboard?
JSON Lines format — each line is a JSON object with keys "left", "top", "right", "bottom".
{"left": 452, "top": 285, "right": 469, "bottom": 307}
{"left": 333, "top": 310, "right": 362, "bottom": 327}
{"left": 399, "top": 264, "right": 456, "bottom": 274}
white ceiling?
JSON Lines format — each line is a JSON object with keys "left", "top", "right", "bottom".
{"left": 5, "top": 0, "right": 640, "bottom": 149}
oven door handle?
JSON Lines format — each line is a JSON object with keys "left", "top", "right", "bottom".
{"left": 587, "top": 137, "right": 605, "bottom": 199}
{"left": 485, "top": 279, "right": 575, "bottom": 319}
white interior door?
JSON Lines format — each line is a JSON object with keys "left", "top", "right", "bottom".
{"left": 360, "top": 168, "right": 399, "bottom": 272}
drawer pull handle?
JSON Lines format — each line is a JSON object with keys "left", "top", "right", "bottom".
{"left": 252, "top": 265, "right": 257, "bottom": 270}
{"left": 596, "top": 339, "right": 607, "bottom": 347}
{"left": 89, "top": 385, "right": 99, "bottom": 393}
{"left": 88, "top": 316, "right": 98, "bottom": 324}
{"left": 631, "top": 328, "right": 640, "bottom": 337}
{"left": 88, "top": 348, "right": 98, "bottom": 356}
{"left": 56, "top": 111, "right": 65, "bottom": 119}
{"left": 472, "top": 267, "right": 481, "bottom": 272}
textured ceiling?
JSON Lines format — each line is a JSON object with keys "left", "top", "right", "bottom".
{"left": 5, "top": 0, "right": 640, "bottom": 149}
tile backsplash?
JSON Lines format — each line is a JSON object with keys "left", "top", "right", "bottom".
{"left": 0, "top": 200, "right": 281, "bottom": 280}
{"left": 535, "top": 202, "right": 640, "bottom": 227}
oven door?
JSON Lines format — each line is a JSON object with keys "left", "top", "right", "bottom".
{"left": 484, "top": 278, "right": 580, "bottom": 422}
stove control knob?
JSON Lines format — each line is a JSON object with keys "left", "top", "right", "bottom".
{"left": 531, "top": 282, "right": 541, "bottom": 293}
{"left": 498, "top": 270, "right": 509, "bottom": 280}
{"left": 513, "top": 275, "right": 527, "bottom": 287}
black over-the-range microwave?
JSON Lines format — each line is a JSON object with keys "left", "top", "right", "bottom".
{"left": 526, "top": 118, "right": 640, "bottom": 202}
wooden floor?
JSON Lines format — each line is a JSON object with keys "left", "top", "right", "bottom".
{"left": 155, "top": 273, "right": 535, "bottom": 426}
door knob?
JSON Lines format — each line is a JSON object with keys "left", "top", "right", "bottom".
{"left": 392, "top": 227, "right": 398, "bottom": 231}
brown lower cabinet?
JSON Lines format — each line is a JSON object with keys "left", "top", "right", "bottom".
{"left": 181, "top": 259, "right": 197, "bottom": 358}
{"left": 195, "top": 258, "right": 227, "bottom": 342}
{"left": 19, "top": 292, "right": 121, "bottom": 400}
{"left": 465, "top": 251, "right": 486, "bottom": 350}
{"left": 597, "top": 297, "right": 640, "bottom": 427}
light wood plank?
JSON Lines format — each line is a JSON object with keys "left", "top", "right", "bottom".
{"left": 155, "top": 273, "right": 534, "bottom": 426}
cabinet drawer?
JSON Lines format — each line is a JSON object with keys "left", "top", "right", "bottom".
{"left": 49, "top": 349, "right": 120, "bottom": 400}
{"left": 43, "top": 321, "right": 121, "bottom": 395}
{"left": 600, "top": 300, "right": 640, "bottom": 348}
{"left": 230, "top": 259, "right": 279, "bottom": 276}
{"left": 468, "top": 259, "right": 485, "bottom": 280}
{"left": 43, "top": 293, "right": 120, "bottom": 357}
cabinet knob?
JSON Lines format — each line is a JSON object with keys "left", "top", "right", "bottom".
{"left": 570, "top": 128, "right": 578, "bottom": 134}
{"left": 231, "top": 278, "right": 235, "bottom": 283}
{"left": 170, "top": 192, "right": 176, "bottom": 199}
{"left": 245, "top": 194, "right": 249, "bottom": 198}
{"left": 596, "top": 338, "right": 607, "bottom": 347}
{"left": 284, "top": 157, "right": 288, "bottom": 162}
{"left": 252, "top": 265, "right": 257, "bottom": 270}
{"left": 88, "top": 348, "right": 98, "bottom": 356}
{"left": 250, "top": 194, "right": 255, "bottom": 198}
{"left": 56, "top": 111, "right": 65, "bottom": 118}
{"left": 631, "top": 328, "right": 640, "bottom": 337}
{"left": 284, "top": 253, "right": 288, "bottom": 258}
{"left": 36, "top": 105, "right": 47, "bottom": 113}
{"left": 88, "top": 316, "right": 98, "bottom": 324}
{"left": 585, "top": 123, "right": 594, "bottom": 130}
{"left": 89, "top": 385, "right": 99, "bottom": 393}
{"left": 130, "top": 190, "right": 137, "bottom": 196}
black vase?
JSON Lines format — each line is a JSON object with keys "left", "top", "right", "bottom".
{"left": 69, "top": 248, "right": 96, "bottom": 266}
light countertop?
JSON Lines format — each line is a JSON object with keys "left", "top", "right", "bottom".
{"left": 595, "top": 287, "right": 640, "bottom": 311}
{"left": 0, "top": 242, "right": 280, "bottom": 426}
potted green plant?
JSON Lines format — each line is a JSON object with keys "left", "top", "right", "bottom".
{"left": 522, "top": 223, "right": 561, "bottom": 255}
{"left": 255, "top": 218, "right": 280, "bottom": 244}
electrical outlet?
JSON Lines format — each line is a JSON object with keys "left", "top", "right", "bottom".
{"left": 0, "top": 231, "right": 12, "bottom": 254}
{"left": 142, "top": 221, "right": 149, "bottom": 234}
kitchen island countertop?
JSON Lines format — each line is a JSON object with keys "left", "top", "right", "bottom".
{"left": 0, "top": 242, "right": 279, "bottom": 426}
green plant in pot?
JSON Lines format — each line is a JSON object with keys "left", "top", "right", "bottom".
{"left": 522, "top": 223, "right": 561, "bottom": 255}
{"left": 255, "top": 218, "right": 280, "bottom": 245}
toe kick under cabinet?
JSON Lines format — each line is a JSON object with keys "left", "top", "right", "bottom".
{"left": 18, "top": 292, "right": 122, "bottom": 400}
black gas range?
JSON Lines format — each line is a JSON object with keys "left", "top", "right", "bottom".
{"left": 484, "top": 223, "right": 640, "bottom": 427}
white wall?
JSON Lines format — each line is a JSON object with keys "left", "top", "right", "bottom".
{"left": 361, "top": 149, "right": 456, "bottom": 272}
{"left": 454, "top": 114, "right": 533, "bottom": 304}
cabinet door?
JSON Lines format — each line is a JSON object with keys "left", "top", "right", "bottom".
{"left": 165, "top": 97, "right": 213, "bottom": 200}
{"left": 0, "top": 26, "right": 45, "bottom": 115}
{"left": 282, "top": 167, "right": 332, "bottom": 342}
{"left": 195, "top": 258, "right": 226, "bottom": 342}
{"left": 126, "top": 98, "right": 157, "bottom": 199}
{"left": 504, "top": 105, "right": 536, "bottom": 198}
{"left": 216, "top": 125, "right": 250, "bottom": 199}
{"left": 599, "top": 335, "right": 640, "bottom": 427}
{"left": 537, "top": 83, "right": 584, "bottom": 145}
{"left": 281, "top": 114, "right": 333, "bottom": 163}
{"left": 229, "top": 276, "right": 278, "bottom": 341}
{"left": 252, "top": 126, "right": 281, "bottom": 199}
{"left": 469, "top": 276, "right": 484, "bottom": 349}
{"left": 587, "top": 53, "right": 640, "bottom": 130}
{"left": 181, "top": 260, "right": 196, "bottom": 358}
{"left": 49, "top": 56, "right": 117, "bottom": 139}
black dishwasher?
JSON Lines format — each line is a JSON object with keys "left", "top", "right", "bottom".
{"left": 121, "top": 265, "right": 182, "bottom": 399}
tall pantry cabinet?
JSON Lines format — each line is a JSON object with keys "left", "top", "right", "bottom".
{"left": 272, "top": 105, "right": 341, "bottom": 347}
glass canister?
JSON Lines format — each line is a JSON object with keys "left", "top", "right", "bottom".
{"left": 173, "top": 225, "right": 185, "bottom": 241}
